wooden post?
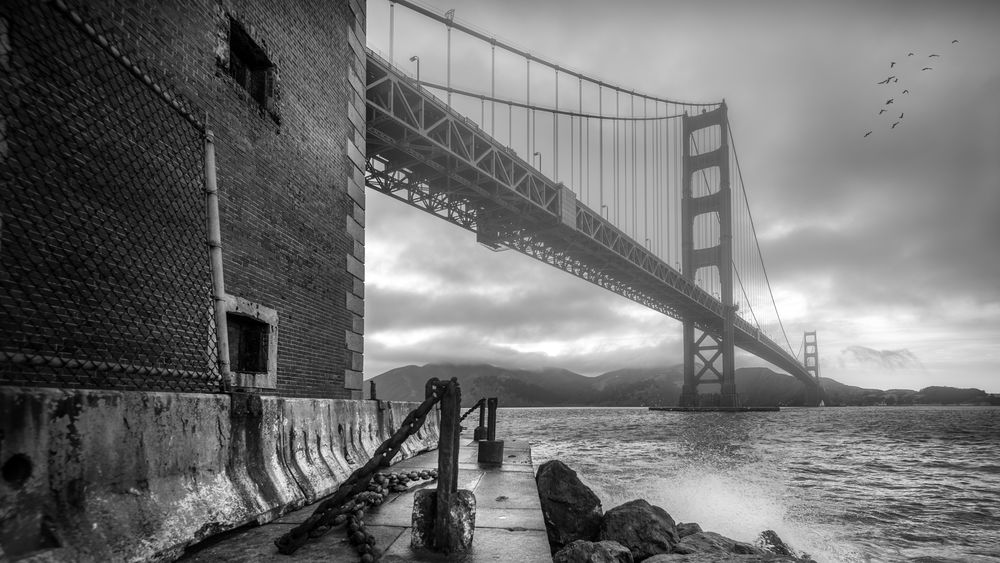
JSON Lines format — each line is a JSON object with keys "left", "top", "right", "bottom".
{"left": 435, "top": 378, "right": 462, "bottom": 550}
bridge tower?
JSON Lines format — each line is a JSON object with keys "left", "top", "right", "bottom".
{"left": 679, "top": 103, "right": 739, "bottom": 408}
{"left": 803, "top": 331, "right": 820, "bottom": 380}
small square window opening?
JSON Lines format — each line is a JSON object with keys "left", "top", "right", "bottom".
{"left": 227, "top": 20, "right": 273, "bottom": 109}
{"left": 227, "top": 313, "right": 269, "bottom": 373}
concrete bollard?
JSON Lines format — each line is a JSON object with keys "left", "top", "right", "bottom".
{"left": 411, "top": 489, "right": 476, "bottom": 552}
{"left": 477, "top": 439, "right": 504, "bottom": 464}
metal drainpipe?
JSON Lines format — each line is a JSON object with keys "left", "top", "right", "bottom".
{"left": 205, "top": 129, "right": 232, "bottom": 390}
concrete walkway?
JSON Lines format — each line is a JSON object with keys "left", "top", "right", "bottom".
{"left": 181, "top": 438, "right": 551, "bottom": 562}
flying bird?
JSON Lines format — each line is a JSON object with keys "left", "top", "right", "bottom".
{"left": 864, "top": 131, "right": 873, "bottom": 138}
{"left": 878, "top": 109, "right": 886, "bottom": 115}
{"left": 922, "top": 67, "right": 933, "bottom": 71}
{"left": 908, "top": 52, "right": 915, "bottom": 56}
{"left": 877, "top": 78, "right": 890, "bottom": 85}
{"left": 891, "top": 121, "right": 900, "bottom": 129}
{"left": 890, "top": 61, "right": 896, "bottom": 68}
{"left": 902, "top": 89, "right": 910, "bottom": 94}
{"left": 929, "top": 54, "right": 940, "bottom": 58}
{"left": 952, "top": 39, "right": 959, "bottom": 44}
{"left": 891, "top": 77, "right": 899, "bottom": 83}
{"left": 899, "top": 112, "right": 904, "bottom": 119}
{"left": 886, "top": 98, "right": 894, "bottom": 105}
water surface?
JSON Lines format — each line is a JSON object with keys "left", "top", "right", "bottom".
{"left": 496, "top": 406, "right": 1000, "bottom": 562}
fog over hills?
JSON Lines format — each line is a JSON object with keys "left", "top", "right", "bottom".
{"left": 368, "top": 363, "right": 993, "bottom": 407}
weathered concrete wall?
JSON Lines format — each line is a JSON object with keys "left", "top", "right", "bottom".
{"left": 0, "top": 387, "right": 440, "bottom": 561}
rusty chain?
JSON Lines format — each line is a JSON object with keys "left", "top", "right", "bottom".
{"left": 458, "top": 398, "right": 485, "bottom": 424}
{"left": 275, "top": 378, "right": 447, "bottom": 555}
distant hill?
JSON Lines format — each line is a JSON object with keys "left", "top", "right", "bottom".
{"left": 368, "top": 363, "right": 993, "bottom": 407}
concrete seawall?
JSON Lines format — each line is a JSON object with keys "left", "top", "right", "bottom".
{"left": 0, "top": 387, "right": 440, "bottom": 561}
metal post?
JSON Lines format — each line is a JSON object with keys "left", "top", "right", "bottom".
{"left": 486, "top": 397, "right": 497, "bottom": 441}
{"left": 477, "top": 397, "right": 504, "bottom": 463}
{"left": 205, "top": 130, "right": 231, "bottom": 390}
{"left": 474, "top": 398, "right": 487, "bottom": 441}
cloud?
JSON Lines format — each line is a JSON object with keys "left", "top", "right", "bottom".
{"left": 362, "top": 0, "right": 1000, "bottom": 392}
{"left": 838, "top": 346, "right": 925, "bottom": 371}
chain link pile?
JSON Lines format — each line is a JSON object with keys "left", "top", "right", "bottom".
{"left": 305, "top": 469, "right": 440, "bottom": 562}
{"left": 275, "top": 379, "right": 446, "bottom": 555}
{"left": 0, "top": 1, "right": 219, "bottom": 392}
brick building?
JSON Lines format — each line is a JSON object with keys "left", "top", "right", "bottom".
{"left": 0, "top": 1, "right": 437, "bottom": 560}
{"left": 2, "top": 0, "right": 366, "bottom": 395}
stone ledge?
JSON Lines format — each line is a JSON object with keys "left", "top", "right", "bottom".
{"left": 0, "top": 387, "right": 439, "bottom": 561}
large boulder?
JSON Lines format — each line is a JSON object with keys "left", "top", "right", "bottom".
{"left": 553, "top": 540, "right": 634, "bottom": 563}
{"left": 599, "top": 499, "right": 680, "bottom": 561}
{"left": 757, "top": 530, "right": 794, "bottom": 556}
{"left": 643, "top": 555, "right": 806, "bottom": 562}
{"left": 676, "top": 522, "right": 702, "bottom": 539}
{"left": 673, "top": 531, "right": 762, "bottom": 555}
{"left": 536, "top": 460, "right": 604, "bottom": 553}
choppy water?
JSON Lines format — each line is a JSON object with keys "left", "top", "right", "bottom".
{"left": 495, "top": 406, "right": 1000, "bottom": 562}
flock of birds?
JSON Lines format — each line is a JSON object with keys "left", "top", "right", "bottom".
{"left": 863, "top": 39, "right": 959, "bottom": 138}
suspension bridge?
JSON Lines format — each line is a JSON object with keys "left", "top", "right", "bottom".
{"left": 364, "top": 1, "right": 824, "bottom": 406}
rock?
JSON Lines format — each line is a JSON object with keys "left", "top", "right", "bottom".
{"left": 757, "top": 530, "right": 794, "bottom": 556}
{"left": 536, "top": 460, "right": 604, "bottom": 553}
{"left": 676, "top": 522, "right": 703, "bottom": 539}
{"left": 599, "top": 499, "right": 680, "bottom": 560}
{"left": 553, "top": 540, "right": 634, "bottom": 563}
{"left": 410, "top": 489, "right": 476, "bottom": 552}
{"left": 673, "top": 531, "right": 763, "bottom": 555}
{"left": 644, "top": 555, "right": 807, "bottom": 562}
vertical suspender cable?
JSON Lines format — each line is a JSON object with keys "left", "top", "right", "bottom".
{"left": 490, "top": 41, "right": 495, "bottom": 136}
{"left": 579, "top": 78, "right": 583, "bottom": 197}
{"left": 526, "top": 59, "right": 531, "bottom": 158}
{"left": 554, "top": 67, "right": 559, "bottom": 181}
{"left": 599, "top": 85, "right": 604, "bottom": 214}
{"left": 389, "top": 1, "right": 395, "bottom": 62}
{"left": 614, "top": 91, "right": 619, "bottom": 225}
{"left": 643, "top": 97, "right": 649, "bottom": 247}
{"left": 631, "top": 93, "right": 637, "bottom": 238}
{"left": 446, "top": 22, "right": 452, "bottom": 105}
{"left": 570, "top": 82, "right": 575, "bottom": 188}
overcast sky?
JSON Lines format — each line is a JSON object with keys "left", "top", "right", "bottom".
{"left": 363, "top": 0, "right": 1000, "bottom": 393}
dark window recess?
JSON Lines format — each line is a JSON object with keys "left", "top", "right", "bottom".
{"left": 227, "top": 313, "right": 269, "bottom": 373}
{"left": 228, "top": 20, "right": 273, "bottom": 109}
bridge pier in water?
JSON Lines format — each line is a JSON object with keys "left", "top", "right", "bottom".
{"left": 679, "top": 103, "right": 740, "bottom": 408}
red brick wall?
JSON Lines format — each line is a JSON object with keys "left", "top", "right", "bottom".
{"left": 50, "top": 0, "right": 367, "bottom": 399}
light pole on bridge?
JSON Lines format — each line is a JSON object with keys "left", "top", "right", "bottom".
{"left": 409, "top": 55, "right": 420, "bottom": 82}
{"left": 533, "top": 151, "right": 542, "bottom": 174}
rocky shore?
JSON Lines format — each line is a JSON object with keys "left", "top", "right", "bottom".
{"left": 536, "top": 460, "right": 815, "bottom": 562}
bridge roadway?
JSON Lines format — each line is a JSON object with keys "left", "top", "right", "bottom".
{"left": 364, "top": 49, "right": 823, "bottom": 401}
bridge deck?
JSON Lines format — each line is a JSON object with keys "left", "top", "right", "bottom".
{"left": 364, "top": 49, "right": 821, "bottom": 397}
